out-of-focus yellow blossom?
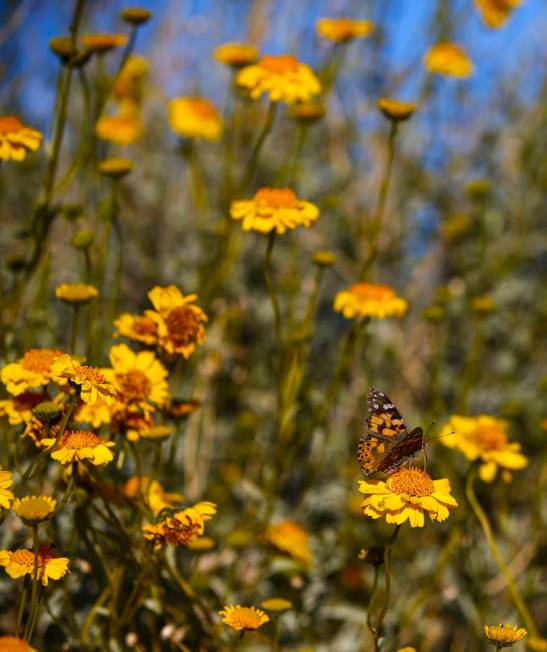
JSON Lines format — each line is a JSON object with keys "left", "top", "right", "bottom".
{"left": 214, "top": 42, "right": 258, "bottom": 68}
{"left": 0, "top": 392, "right": 45, "bottom": 425}
{"left": 147, "top": 285, "right": 208, "bottom": 358}
{"left": 0, "top": 469, "right": 15, "bottom": 510}
{"left": 397, "top": 648, "right": 417, "bottom": 652}
{"left": 80, "top": 33, "right": 128, "bottom": 53}
{"left": 110, "top": 401, "right": 153, "bottom": 442}
{"left": 0, "top": 116, "right": 42, "bottom": 161}
{"left": 440, "top": 415, "right": 528, "bottom": 482}
{"left": 475, "top": 0, "right": 521, "bottom": 28}
{"left": 143, "top": 501, "right": 217, "bottom": 549}
{"left": 112, "top": 55, "right": 149, "bottom": 103}
{"left": 424, "top": 42, "right": 474, "bottom": 78}
{"left": 1, "top": 349, "right": 64, "bottom": 396}
{"left": 288, "top": 102, "right": 326, "bottom": 122}
{"left": 0, "top": 544, "right": 70, "bottom": 585}
{"left": 230, "top": 188, "right": 319, "bottom": 235}
{"left": 96, "top": 104, "right": 143, "bottom": 145}
{"left": 261, "top": 598, "right": 293, "bottom": 612}
{"left": 13, "top": 496, "right": 56, "bottom": 525}
{"left": 114, "top": 312, "right": 159, "bottom": 346}
{"left": 104, "top": 343, "right": 169, "bottom": 410}
{"left": 316, "top": 17, "right": 373, "bottom": 42}
{"left": 219, "top": 605, "right": 270, "bottom": 631}
{"left": 471, "top": 295, "right": 496, "bottom": 314}
{"left": 166, "top": 398, "right": 201, "bottom": 419}
{"left": 526, "top": 637, "right": 547, "bottom": 651}
{"left": 41, "top": 429, "right": 115, "bottom": 468}
{"left": 75, "top": 398, "right": 111, "bottom": 428}
{"left": 120, "top": 7, "right": 152, "bottom": 26}
{"left": 484, "top": 624, "right": 527, "bottom": 648}
{"left": 334, "top": 282, "right": 407, "bottom": 319}
{"left": 123, "top": 475, "right": 183, "bottom": 516}
{"left": 0, "top": 636, "right": 37, "bottom": 651}
{"left": 237, "top": 54, "right": 321, "bottom": 104}
{"left": 377, "top": 98, "right": 416, "bottom": 122}
{"left": 55, "top": 283, "right": 98, "bottom": 304}
{"left": 264, "top": 520, "right": 313, "bottom": 569}
{"left": 167, "top": 97, "right": 223, "bottom": 141}
{"left": 51, "top": 355, "right": 115, "bottom": 405}
{"left": 358, "top": 467, "right": 458, "bottom": 528}
{"left": 98, "top": 157, "right": 134, "bottom": 177}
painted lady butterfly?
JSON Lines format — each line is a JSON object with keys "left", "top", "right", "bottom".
{"left": 358, "top": 388, "right": 424, "bottom": 476}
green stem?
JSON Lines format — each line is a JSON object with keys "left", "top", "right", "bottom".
{"left": 70, "top": 305, "right": 80, "bottom": 354}
{"left": 263, "top": 231, "right": 282, "bottom": 366}
{"left": 365, "top": 565, "right": 380, "bottom": 652}
{"left": 465, "top": 468, "right": 537, "bottom": 637}
{"left": 24, "top": 526, "right": 40, "bottom": 641}
{"left": 375, "top": 525, "right": 400, "bottom": 639}
{"left": 15, "top": 579, "right": 28, "bottom": 637}
{"left": 241, "top": 101, "right": 277, "bottom": 192}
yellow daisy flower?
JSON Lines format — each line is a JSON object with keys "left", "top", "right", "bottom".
{"left": 288, "top": 101, "right": 326, "bottom": 122}
{"left": 166, "top": 398, "right": 201, "bottom": 419}
{"left": 50, "top": 355, "right": 115, "bottom": 405}
{"left": 123, "top": 475, "right": 183, "bottom": 516}
{"left": 98, "top": 157, "right": 134, "bottom": 178}
{"left": 219, "top": 605, "right": 270, "bottom": 631}
{"left": 41, "top": 429, "right": 115, "bottom": 467}
{"left": 484, "top": 624, "right": 527, "bottom": 648}
{"left": 261, "top": 598, "right": 293, "bottom": 612}
{"left": 264, "top": 520, "right": 313, "bottom": 569}
{"left": 13, "top": 495, "right": 56, "bottom": 525}
{"left": 167, "top": 97, "right": 223, "bottom": 141}
{"left": 109, "top": 401, "right": 154, "bottom": 442}
{"left": 236, "top": 54, "right": 321, "bottom": 104}
{"left": 316, "top": 17, "right": 373, "bottom": 42}
{"left": 80, "top": 33, "right": 128, "bottom": 53}
{"left": 475, "top": 0, "right": 520, "bottom": 29}
{"left": 0, "top": 544, "right": 70, "bottom": 586}
{"left": 120, "top": 8, "right": 152, "bottom": 26}
{"left": 55, "top": 283, "right": 98, "bottom": 304}
{"left": 142, "top": 501, "right": 216, "bottom": 550}
{"left": 440, "top": 415, "right": 528, "bottom": 482}
{"left": 358, "top": 467, "right": 459, "bottom": 527}
{"left": 96, "top": 104, "right": 143, "bottom": 145}
{"left": 0, "top": 116, "right": 42, "bottom": 161}
{"left": 75, "top": 398, "right": 111, "bottom": 429}
{"left": 112, "top": 54, "right": 149, "bottom": 103}
{"left": 333, "top": 282, "right": 407, "bottom": 319}
{"left": 230, "top": 188, "right": 319, "bottom": 235}
{"left": 114, "top": 312, "right": 160, "bottom": 346}
{"left": 0, "top": 636, "right": 37, "bottom": 652}
{"left": 147, "top": 285, "right": 208, "bottom": 358}
{"left": 214, "top": 42, "right": 258, "bottom": 68}
{"left": 0, "top": 392, "right": 45, "bottom": 425}
{"left": 104, "top": 343, "right": 169, "bottom": 410}
{"left": 1, "top": 348, "right": 64, "bottom": 396}
{"left": 0, "top": 469, "right": 15, "bottom": 510}
{"left": 424, "top": 42, "right": 474, "bottom": 78}
{"left": 377, "top": 98, "right": 416, "bottom": 122}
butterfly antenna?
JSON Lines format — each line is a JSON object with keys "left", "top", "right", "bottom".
{"left": 426, "top": 430, "right": 455, "bottom": 443}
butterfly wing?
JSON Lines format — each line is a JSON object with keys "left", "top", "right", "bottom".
{"left": 375, "top": 427, "right": 424, "bottom": 474}
{"left": 366, "top": 388, "right": 408, "bottom": 437}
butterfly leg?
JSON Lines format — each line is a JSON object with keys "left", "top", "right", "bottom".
{"left": 422, "top": 442, "right": 428, "bottom": 471}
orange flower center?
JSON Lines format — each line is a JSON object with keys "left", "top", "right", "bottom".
{"left": 0, "top": 636, "right": 34, "bottom": 651}
{"left": 77, "top": 365, "right": 106, "bottom": 384}
{"left": 387, "top": 467, "right": 434, "bottom": 497}
{"left": 116, "top": 369, "right": 151, "bottom": 400}
{"left": 163, "top": 520, "right": 201, "bottom": 545}
{"left": 0, "top": 116, "right": 23, "bottom": 134}
{"left": 254, "top": 187, "right": 297, "bottom": 208}
{"left": 469, "top": 424, "right": 507, "bottom": 451}
{"left": 133, "top": 316, "right": 157, "bottom": 336}
{"left": 224, "top": 607, "right": 266, "bottom": 629}
{"left": 348, "top": 283, "right": 395, "bottom": 300}
{"left": 165, "top": 305, "right": 201, "bottom": 346}
{"left": 21, "top": 349, "right": 63, "bottom": 374}
{"left": 11, "top": 549, "right": 36, "bottom": 568}
{"left": 60, "top": 430, "right": 102, "bottom": 449}
{"left": 188, "top": 99, "right": 217, "bottom": 120}
{"left": 259, "top": 55, "right": 299, "bottom": 74}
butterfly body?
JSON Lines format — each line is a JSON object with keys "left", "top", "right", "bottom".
{"left": 358, "top": 388, "right": 424, "bottom": 476}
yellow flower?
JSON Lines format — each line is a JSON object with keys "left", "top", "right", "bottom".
{"left": 236, "top": 54, "right": 321, "bottom": 104}
{"left": 1, "top": 348, "right": 64, "bottom": 396}
{"left": 147, "top": 285, "right": 208, "bottom": 358}
{"left": 475, "top": 0, "right": 520, "bottom": 29}
{"left": 0, "top": 116, "right": 42, "bottom": 161}
{"left": 261, "top": 598, "right": 293, "bottom": 612}
{"left": 288, "top": 102, "right": 326, "bottom": 122}
{"left": 96, "top": 105, "right": 143, "bottom": 145}
{"left": 527, "top": 638, "right": 547, "bottom": 651}
{"left": 219, "top": 605, "right": 270, "bottom": 631}
{"left": 358, "top": 467, "right": 459, "bottom": 528}
{"left": 0, "top": 544, "right": 70, "bottom": 585}
{"left": 80, "top": 33, "right": 128, "bottom": 53}
{"left": 0, "top": 392, "right": 45, "bottom": 425}
{"left": 377, "top": 98, "right": 416, "bottom": 122}
{"left": 104, "top": 343, "right": 169, "bottom": 410}
{"left": 424, "top": 42, "right": 474, "bottom": 78}
{"left": 264, "top": 520, "right": 313, "bottom": 569}
{"left": 334, "top": 282, "right": 407, "bottom": 319}
{"left": 471, "top": 295, "right": 496, "bottom": 314}
{"left": 120, "top": 8, "right": 152, "bottom": 26}
{"left": 114, "top": 312, "right": 160, "bottom": 346}
{"left": 0, "top": 469, "right": 15, "bottom": 510}
{"left": 13, "top": 496, "right": 56, "bottom": 525}
{"left": 75, "top": 398, "right": 111, "bottom": 428}
{"left": 167, "top": 97, "right": 223, "bottom": 141}
{"left": 98, "top": 157, "right": 134, "bottom": 177}
{"left": 166, "top": 398, "right": 201, "bottom": 419}
{"left": 55, "top": 283, "right": 98, "bottom": 304}
{"left": 397, "top": 648, "right": 417, "bottom": 652}
{"left": 0, "top": 636, "right": 37, "bottom": 652}
{"left": 112, "top": 54, "right": 149, "bottom": 102}
{"left": 214, "top": 42, "right": 258, "bottom": 68}
{"left": 316, "top": 17, "right": 373, "bottom": 42}
{"left": 50, "top": 355, "right": 115, "bottom": 405}
{"left": 143, "top": 501, "right": 216, "bottom": 550}
{"left": 123, "top": 475, "right": 183, "bottom": 516}
{"left": 230, "top": 188, "right": 319, "bottom": 235}
{"left": 440, "top": 415, "right": 528, "bottom": 482}
{"left": 41, "top": 429, "right": 115, "bottom": 467}
{"left": 484, "top": 624, "right": 527, "bottom": 648}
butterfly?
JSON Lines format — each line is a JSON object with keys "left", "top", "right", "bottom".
{"left": 358, "top": 388, "right": 424, "bottom": 476}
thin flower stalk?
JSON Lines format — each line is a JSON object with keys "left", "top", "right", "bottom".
{"left": 241, "top": 101, "right": 277, "bottom": 191}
